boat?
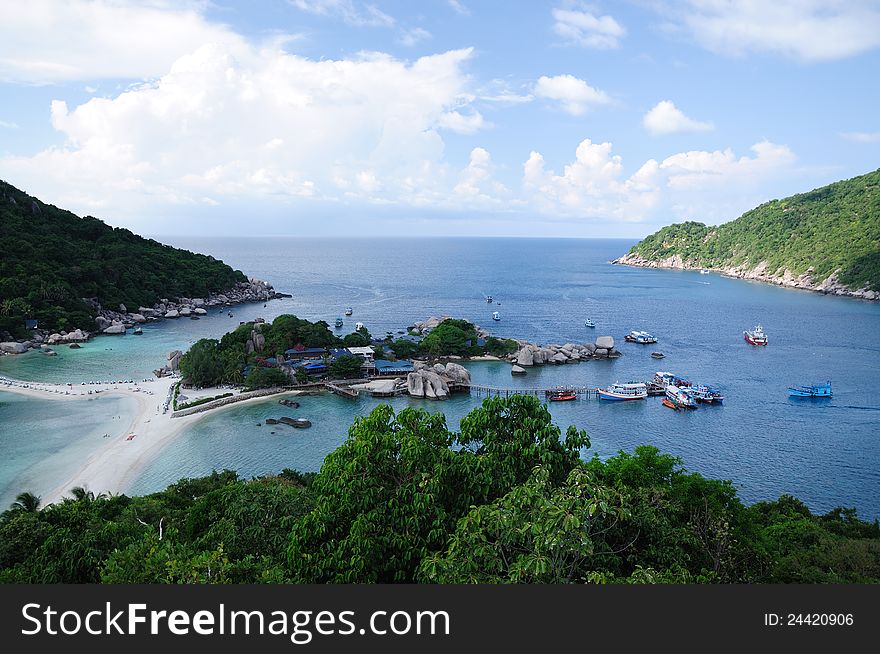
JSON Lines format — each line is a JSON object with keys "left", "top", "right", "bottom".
{"left": 665, "top": 384, "right": 697, "bottom": 409}
{"left": 624, "top": 330, "right": 657, "bottom": 344}
{"left": 651, "top": 351, "right": 664, "bottom": 359}
{"left": 486, "top": 295, "right": 493, "bottom": 303}
{"left": 692, "top": 385, "right": 724, "bottom": 404}
{"left": 334, "top": 317, "right": 344, "bottom": 328}
{"left": 584, "top": 318, "right": 595, "bottom": 328}
{"left": 654, "top": 371, "right": 691, "bottom": 388}
{"left": 133, "top": 327, "right": 143, "bottom": 335}
{"left": 492, "top": 311, "right": 501, "bottom": 321}
{"left": 700, "top": 269, "right": 710, "bottom": 275}
{"left": 743, "top": 324, "right": 768, "bottom": 346}
{"left": 547, "top": 390, "right": 577, "bottom": 402}
{"left": 598, "top": 382, "right": 648, "bottom": 401}
{"left": 662, "top": 398, "right": 680, "bottom": 410}
{"left": 788, "top": 381, "right": 832, "bottom": 398}
{"left": 345, "top": 307, "right": 353, "bottom": 316}
{"left": 355, "top": 322, "right": 364, "bottom": 331}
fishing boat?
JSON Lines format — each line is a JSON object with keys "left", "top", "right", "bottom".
{"left": 662, "top": 398, "right": 680, "bottom": 411}
{"left": 743, "top": 324, "right": 768, "bottom": 346}
{"left": 624, "top": 330, "right": 657, "bottom": 344}
{"left": 598, "top": 382, "right": 647, "bottom": 401}
{"left": 334, "top": 317, "right": 344, "bottom": 328}
{"left": 492, "top": 311, "right": 501, "bottom": 321}
{"left": 584, "top": 318, "right": 596, "bottom": 328}
{"left": 547, "top": 390, "right": 577, "bottom": 402}
{"left": 345, "top": 307, "right": 353, "bottom": 316}
{"left": 133, "top": 327, "right": 143, "bottom": 335}
{"left": 788, "top": 381, "right": 832, "bottom": 398}
{"left": 692, "top": 385, "right": 724, "bottom": 404}
{"left": 651, "top": 351, "right": 664, "bottom": 359}
{"left": 665, "top": 384, "right": 697, "bottom": 409}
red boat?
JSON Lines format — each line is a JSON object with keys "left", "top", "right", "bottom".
{"left": 548, "top": 390, "right": 577, "bottom": 402}
{"left": 743, "top": 324, "right": 768, "bottom": 346}
{"left": 662, "top": 398, "right": 680, "bottom": 411}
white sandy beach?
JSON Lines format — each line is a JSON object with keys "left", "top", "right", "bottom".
{"left": 0, "top": 376, "right": 294, "bottom": 504}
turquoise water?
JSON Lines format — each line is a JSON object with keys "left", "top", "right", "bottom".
{"left": 2, "top": 237, "right": 879, "bottom": 518}
{"left": 0, "top": 391, "right": 138, "bottom": 507}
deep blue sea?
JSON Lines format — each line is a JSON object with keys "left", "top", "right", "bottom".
{"left": 2, "top": 237, "right": 879, "bottom": 519}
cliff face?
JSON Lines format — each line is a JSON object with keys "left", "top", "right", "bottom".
{"left": 612, "top": 169, "right": 880, "bottom": 301}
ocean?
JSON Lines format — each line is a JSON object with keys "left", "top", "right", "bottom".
{"left": 2, "top": 237, "right": 879, "bottom": 518}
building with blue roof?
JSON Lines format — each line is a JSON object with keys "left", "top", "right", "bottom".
{"left": 372, "top": 359, "right": 415, "bottom": 376}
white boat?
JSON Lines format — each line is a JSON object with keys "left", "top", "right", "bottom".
{"left": 625, "top": 330, "right": 657, "bottom": 344}
{"left": 355, "top": 322, "right": 364, "bottom": 331}
{"left": 700, "top": 269, "right": 710, "bottom": 275}
{"left": 492, "top": 311, "right": 501, "bottom": 321}
{"left": 584, "top": 318, "right": 595, "bottom": 328}
{"left": 344, "top": 307, "right": 353, "bottom": 316}
{"left": 598, "top": 382, "right": 647, "bottom": 401}
{"left": 743, "top": 324, "right": 768, "bottom": 346}
{"left": 666, "top": 384, "right": 697, "bottom": 409}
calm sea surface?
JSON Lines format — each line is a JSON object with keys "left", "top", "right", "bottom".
{"left": 2, "top": 238, "right": 879, "bottom": 518}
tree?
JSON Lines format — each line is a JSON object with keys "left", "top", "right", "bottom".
{"left": 244, "top": 366, "right": 288, "bottom": 389}
{"left": 9, "top": 492, "right": 41, "bottom": 513}
{"left": 389, "top": 338, "right": 419, "bottom": 359}
{"left": 418, "top": 466, "right": 627, "bottom": 583}
{"left": 179, "top": 339, "right": 223, "bottom": 387}
{"left": 329, "top": 355, "right": 364, "bottom": 379}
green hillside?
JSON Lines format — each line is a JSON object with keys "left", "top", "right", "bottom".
{"left": 625, "top": 169, "right": 880, "bottom": 291}
{"left": 0, "top": 180, "right": 246, "bottom": 338}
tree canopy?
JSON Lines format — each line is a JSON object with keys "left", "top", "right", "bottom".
{"left": 0, "top": 180, "right": 247, "bottom": 337}
{"left": 625, "top": 168, "right": 880, "bottom": 291}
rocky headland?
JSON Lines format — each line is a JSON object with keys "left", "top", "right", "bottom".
{"left": 611, "top": 252, "right": 878, "bottom": 301}
{"left": 1, "top": 279, "right": 284, "bottom": 355}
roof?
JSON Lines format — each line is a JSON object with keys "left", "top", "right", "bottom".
{"left": 373, "top": 359, "right": 414, "bottom": 373}
{"left": 329, "top": 348, "right": 352, "bottom": 359}
{"left": 284, "top": 347, "right": 326, "bottom": 355}
{"left": 346, "top": 346, "right": 375, "bottom": 356}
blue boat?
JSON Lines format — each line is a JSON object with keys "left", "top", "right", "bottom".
{"left": 788, "top": 381, "right": 832, "bottom": 398}
{"left": 334, "top": 317, "right": 344, "bottom": 329}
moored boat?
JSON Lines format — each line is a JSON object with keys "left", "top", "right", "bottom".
{"left": 654, "top": 371, "right": 691, "bottom": 388}
{"left": 133, "top": 327, "right": 143, "bottom": 335}
{"left": 692, "top": 385, "right": 724, "bottom": 403}
{"left": 492, "top": 311, "right": 501, "bottom": 321}
{"left": 335, "top": 317, "right": 344, "bottom": 328}
{"left": 744, "top": 324, "right": 768, "bottom": 346}
{"left": 584, "top": 318, "right": 596, "bottom": 328}
{"left": 665, "top": 384, "right": 697, "bottom": 409}
{"left": 700, "top": 269, "right": 710, "bottom": 275}
{"left": 788, "top": 381, "right": 832, "bottom": 398}
{"left": 547, "top": 389, "right": 577, "bottom": 402}
{"left": 662, "top": 398, "right": 680, "bottom": 411}
{"left": 625, "top": 330, "right": 657, "bottom": 344}
{"left": 651, "top": 351, "right": 664, "bottom": 359}
{"left": 598, "top": 382, "right": 647, "bottom": 401}
{"left": 345, "top": 307, "right": 353, "bottom": 316}
{"left": 486, "top": 295, "right": 493, "bottom": 303}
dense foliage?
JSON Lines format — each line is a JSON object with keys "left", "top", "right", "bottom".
{"left": 0, "top": 180, "right": 246, "bottom": 337}
{"left": 179, "top": 315, "right": 518, "bottom": 388}
{"left": 2, "top": 396, "right": 877, "bottom": 584}
{"left": 626, "top": 168, "right": 880, "bottom": 290}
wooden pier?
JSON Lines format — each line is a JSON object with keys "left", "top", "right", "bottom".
{"left": 326, "top": 382, "right": 359, "bottom": 399}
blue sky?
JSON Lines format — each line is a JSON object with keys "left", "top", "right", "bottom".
{"left": 0, "top": 0, "right": 878, "bottom": 238}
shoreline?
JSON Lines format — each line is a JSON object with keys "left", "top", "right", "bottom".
{"left": 611, "top": 253, "right": 878, "bottom": 302}
{"left": 0, "top": 376, "right": 299, "bottom": 504}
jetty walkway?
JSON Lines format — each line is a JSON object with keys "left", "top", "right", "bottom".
{"left": 463, "top": 383, "right": 602, "bottom": 399}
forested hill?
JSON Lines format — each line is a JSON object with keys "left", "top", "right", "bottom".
{"left": 0, "top": 180, "right": 246, "bottom": 337}
{"left": 614, "top": 169, "right": 880, "bottom": 298}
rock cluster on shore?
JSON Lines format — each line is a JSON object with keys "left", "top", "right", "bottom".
{"left": 508, "top": 336, "right": 620, "bottom": 368}
{"left": 406, "top": 361, "right": 471, "bottom": 400}
{"left": 612, "top": 253, "right": 878, "bottom": 301}
{"left": 2, "top": 279, "right": 283, "bottom": 353}
{"left": 409, "top": 316, "right": 491, "bottom": 338}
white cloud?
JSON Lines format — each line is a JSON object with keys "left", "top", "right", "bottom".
{"left": 660, "top": 0, "right": 880, "bottom": 62}
{"left": 0, "top": 44, "right": 488, "bottom": 218}
{"left": 398, "top": 27, "right": 432, "bottom": 47}
{"left": 454, "top": 147, "right": 507, "bottom": 202}
{"left": 288, "top": 0, "right": 395, "bottom": 27}
{"left": 522, "top": 138, "right": 797, "bottom": 223}
{"left": 841, "top": 131, "right": 880, "bottom": 143}
{"left": 552, "top": 4, "right": 626, "bottom": 49}
{"left": 534, "top": 74, "right": 610, "bottom": 115}
{"left": 0, "top": 120, "right": 19, "bottom": 129}
{"left": 643, "top": 100, "right": 714, "bottom": 135}
{"left": 0, "top": 0, "right": 247, "bottom": 83}
{"left": 447, "top": 0, "right": 470, "bottom": 16}
{"left": 437, "top": 110, "right": 487, "bottom": 134}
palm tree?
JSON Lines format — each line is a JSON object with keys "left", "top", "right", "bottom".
{"left": 10, "top": 491, "right": 41, "bottom": 513}
{"left": 69, "top": 486, "right": 107, "bottom": 502}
